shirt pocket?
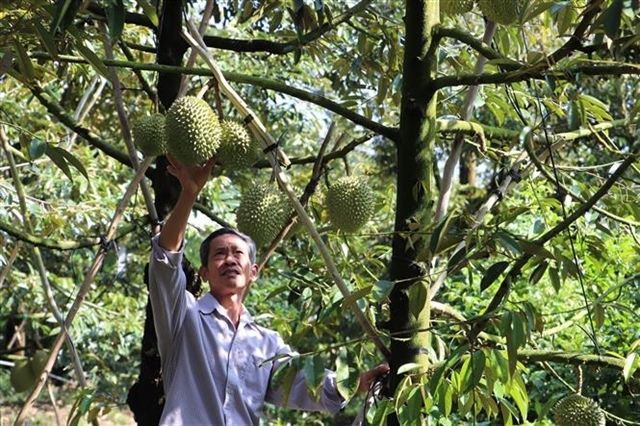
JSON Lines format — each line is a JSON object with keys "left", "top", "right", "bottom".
{"left": 240, "top": 354, "right": 272, "bottom": 405}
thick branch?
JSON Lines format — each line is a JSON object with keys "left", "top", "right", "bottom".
{"left": 28, "top": 84, "right": 134, "bottom": 168}
{"left": 517, "top": 349, "right": 633, "bottom": 373}
{"left": 87, "top": 0, "right": 374, "bottom": 55}
{"left": 433, "top": 63, "right": 640, "bottom": 91}
{"left": 27, "top": 53, "right": 398, "bottom": 140}
{"left": 0, "top": 220, "right": 136, "bottom": 250}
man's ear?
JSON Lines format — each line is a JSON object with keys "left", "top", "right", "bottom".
{"left": 249, "top": 264, "right": 259, "bottom": 282}
{"left": 198, "top": 265, "right": 208, "bottom": 281}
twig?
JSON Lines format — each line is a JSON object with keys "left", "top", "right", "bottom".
{"left": 434, "top": 21, "right": 495, "bottom": 222}
{"left": 0, "top": 242, "right": 21, "bottom": 289}
{"left": 99, "top": 22, "right": 159, "bottom": 232}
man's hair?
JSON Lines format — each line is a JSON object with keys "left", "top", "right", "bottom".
{"left": 199, "top": 227, "right": 257, "bottom": 266}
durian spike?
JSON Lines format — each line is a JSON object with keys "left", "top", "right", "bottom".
{"left": 183, "top": 21, "right": 390, "bottom": 360}
{"left": 182, "top": 22, "right": 291, "bottom": 169}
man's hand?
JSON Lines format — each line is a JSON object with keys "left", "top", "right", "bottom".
{"left": 166, "top": 154, "right": 217, "bottom": 198}
{"left": 158, "top": 154, "right": 217, "bottom": 252}
{"left": 357, "top": 363, "right": 390, "bottom": 394}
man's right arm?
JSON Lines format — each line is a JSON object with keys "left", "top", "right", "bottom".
{"left": 149, "top": 155, "right": 217, "bottom": 359}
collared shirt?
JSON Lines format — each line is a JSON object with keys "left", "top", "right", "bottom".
{"left": 148, "top": 235, "right": 343, "bottom": 425}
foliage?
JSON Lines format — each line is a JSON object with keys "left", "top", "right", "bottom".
{"left": 1, "top": 0, "right": 640, "bottom": 425}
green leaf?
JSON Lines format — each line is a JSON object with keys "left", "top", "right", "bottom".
{"left": 499, "top": 398, "right": 519, "bottom": 425}
{"left": 429, "top": 212, "right": 456, "bottom": 256}
{"left": 371, "top": 280, "right": 393, "bottom": 303}
{"left": 461, "top": 350, "right": 486, "bottom": 394}
{"left": 303, "top": 355, "right": 324, "bottom": 398}
{"left": 593, "top": 303, "right": 605, "bottom": 329}
{"left": 29, "top": 139, "right": 47, "bottom": 160}
{"left": 342, "top": 285, "right": 371, "bottom": 306}
{"left": 495, "top": 231, "right": 521, "bottom": 255}
{"left": 601, "top": 0, "right": 623, "bottom": 39}
{"left": 408, "top": 281, "right": 428, "bottom": 318}
{"left": 555, "top": 3, "right": 575, "bottom": 36}
{"left": 106, "top": 0, "right": 125, "bottom": 42}
{"left": 74, "top": 43, "right": 111, "bottom": 80}
{"left": 45, "top": 144, "right": 89, "bottom": 182}
{"left": 447, "top": 245, "right": 467, "bottom": 273}
{"left": 397, "top": 363, "right": 422, "bottom": 374}
{"left": 549, "top": 267, "right": 561, "bottom": 292}
{"left": 501, "top": 312, "right": 525, "bottom": 378}
{"left": 622, "top": 352, "right": 637, "bottom": 382}
{"left": 528, "top": 261, "right": 548, "bottom": 286}
{"left": 33, "top": 22, "right": 59, "bottom": 60}
{"left": 134, "top": 0, "right": 159, "bottom": 26}
{"left": 480, "top": 261, "right": 509, "bottom": 292}
{"left": 50, "top": 0, "right": 82, "bottom": 34}
{"left": 429, "top": 344, "right": 469, "bottom": 395}
{"left": 12, "top": 40, "right": 35, "bottom": 82}
{"left": 335, "top": 346, "right": 358, "bottom": 401}
{"left": 368, "top": 398, "right": 392, "bottom": 426}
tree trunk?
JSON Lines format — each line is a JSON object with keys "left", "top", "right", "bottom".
{"left": 126, "top": 1, "right": 191, "bottom": 424}
{"left": 386, "top": 1, "right": 439, "bottom": 424}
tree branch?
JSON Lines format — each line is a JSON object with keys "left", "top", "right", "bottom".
{"left": 87, "top": 0, "right": 375, "bottom": 55}
{"left": 0, "top": 220, "right": 137, "bottom": 250}
{"left": 467, "top": 144, "right": 640, "bottom": 342}
{"left": 28, "top": 84, "right": 134, "bottom": 168}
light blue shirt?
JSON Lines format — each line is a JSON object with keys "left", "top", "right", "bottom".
{"left": 148, "top": 235, "right": 343, "bottom": 425}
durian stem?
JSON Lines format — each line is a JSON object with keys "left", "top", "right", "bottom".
{"left": 576, "top": 364, "right": 583, "bottom": 395}
{"left": 183, "top": 21, "right": 391, "bottom": 359}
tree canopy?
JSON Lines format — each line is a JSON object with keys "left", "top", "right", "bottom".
{"left": 1, "top": 0, "right": 639, "bottom": 425}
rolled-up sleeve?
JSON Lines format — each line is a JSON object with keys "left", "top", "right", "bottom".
{"left": 265, "top": 335, "right": 344, "bottom": 415}
{"left": 148, "top": 234, "right": 189, "bottom": 361}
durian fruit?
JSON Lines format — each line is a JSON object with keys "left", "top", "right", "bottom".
{"left": 131, "top": 113, "right": 167, "bottom": 157}
{"left": 553, "top": 394, "right": 606, "bottom": 426}
{"left": 236, "top": 183, "right": 291, "bottom": 247}
{"left": 325, "top": 176, "right": 375, "bottom": 233}
{"left": 31, "top": 349, "right": 50, "bottom": 377}
{"left": 477, "top": 0, "right": 521, "bottom": 25}
{"left": 440, "top": 0, "right": 475, "bottom": 16}
{"left": 10, "top": 358, "right": 37, "bottom": 393}
{"left": 216, "top": 119, "right": 261, "bottom": 169}
{"left": 165, "top": 96, "right": 221, "bottom": 166}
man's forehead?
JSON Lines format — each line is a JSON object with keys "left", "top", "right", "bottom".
{"left": 209, "top": 234, "right": 249, "bottom": 249}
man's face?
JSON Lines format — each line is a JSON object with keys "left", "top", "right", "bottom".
{"left": 199, "top": 233, "right": 258, "bottom": 299}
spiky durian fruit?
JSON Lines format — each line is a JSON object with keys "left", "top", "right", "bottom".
{"left": 131, "top": 113, "right": 167, "bottom": 157}
{"left": 217, "top": 119, "right": 260, "bottom": 169}
{"left": 236, "top": 183, "right": 291, "bottom": 247}
{"left": 326, "top": 176, "right": 375, "bottom": 232}
{"left": 553, "top": 394, "right": 606, "bottom": 426}
{"left": 165, "top": 96, "right": 221, "bottom": 166}
{"left": 440, "top": 0, "right": 475, "bottom": 16}
{"left": 477, "top": 0, "right": 520, "bottom": 25}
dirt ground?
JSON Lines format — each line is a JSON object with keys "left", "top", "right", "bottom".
{"left": 0, "top": 404, "right": 135, "bottom": 426}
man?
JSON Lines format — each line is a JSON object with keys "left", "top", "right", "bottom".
{"left": 149, "top": 155, "right": 388, "bottom": 425}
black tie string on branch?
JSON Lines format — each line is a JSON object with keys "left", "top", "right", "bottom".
{"left": 181, "top": 21, "right": 391, "bottom": 359}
